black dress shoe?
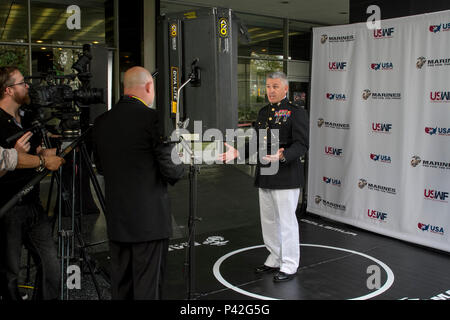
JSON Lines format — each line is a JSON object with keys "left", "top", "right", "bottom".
{"left": 273, "top": 271, "right": 296, "bottom": 282}
{"left": 254, "top": 265, "right": 279, "bottom": 274}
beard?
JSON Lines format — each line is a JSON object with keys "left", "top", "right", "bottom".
{"left": 13, "top": 91, "right": 31, "bottom": 105}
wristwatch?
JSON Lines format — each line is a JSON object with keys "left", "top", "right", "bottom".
{"left": 36, "top": 155, "right": 46, "bottom": 172}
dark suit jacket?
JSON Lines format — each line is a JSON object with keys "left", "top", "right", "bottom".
{"left": 92, "top": 96, "right": 184, "bottom": 242}
{"left": 246, "top": 98, "right": 309, "bottom": 189}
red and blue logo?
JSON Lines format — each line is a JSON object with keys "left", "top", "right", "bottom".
{"left": 425, "top": 126, "right": 450, "bottom": 136}
{"left": 323, "top": 176, "right": 341, "bottom": 186}
{"left": 367, "top": 209, "right": 388, "bottom": 222}
{"left": 328, "top": 61, "right": 347, "bottom": 71}
{"left": 430, "top": 91, "right": 450, "bottom": 102}
{"left": 424, "top": 189, "right": 449, "bottom": 202}
{"left": 326, "top": 93, "right": 347, "bottom": 101}
{"left": 429, "top": 23, "right": 450, "bottom": 33}
{"left": 370, "top": 153, "right": 391, "bottom": 163}
{"left": 373, "top": 27, "right": 395, "bottom": 38}
{"left": 418, "top": 223, "right": 444, "bottom": 235}
{"left": 372, "top": 122, "right": 392, "bottom": 133}
{"left": 370, "top": 62, "right": 393, "bottom": 70}
{"left": 325, "top": 146, "right": 343, "bottom": 157}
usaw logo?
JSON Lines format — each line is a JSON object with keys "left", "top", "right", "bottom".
{"left": 323, "top": 176, "right": 341, "bottom": 187}
{"left": 429, "top": 23, "right": 450, "bottom": 33}
{"left": 418, "top": 223, "right": 444, "bottom": 235}
{"left": 370, "top": 62, "right": 393, "bottom": 70}
{"left": 425, "top": 126, "right": 450, "bottom": 136}
{"left": 326, "top": 93, "right": 347, "bottom": 101}
{"left": 370, "top": 153, "right": 391, "bottom": 163}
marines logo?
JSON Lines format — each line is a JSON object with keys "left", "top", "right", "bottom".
{"left": 314, "top": 195, "right": 322, "bottom": 204}
{"left": 321, "top": 34, "right": 328, "bottom": 44}
{"left": 416, "top": 57, "right": 427, "bottom": 69}
{"left": 362, "top": 89, "right": 372, "bottom": 100}
{"left": 317, "top": 118, "right": 325, "bottom": 127}
{"left": 358, "top": 179, "right": 367, "bottom": 189}
{"left": 410, "top": 155, "right": 421, "bottom": 167}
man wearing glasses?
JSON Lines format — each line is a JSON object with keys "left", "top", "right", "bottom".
{"left": 0, "top": 66, "right": 62, "bottom": 300}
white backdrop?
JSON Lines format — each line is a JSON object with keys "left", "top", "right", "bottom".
{"left": 307, "top": 10, "right": 450, "bottom": 252}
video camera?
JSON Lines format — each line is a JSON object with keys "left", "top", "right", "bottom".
{"left": 24, "top": 44, "right": 104, "bottom": 139}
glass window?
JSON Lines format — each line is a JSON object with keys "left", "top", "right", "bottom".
{"left": 0, "top": 45, "right": 29, "bottom": 75}
{"left": 31, "top": 46, "right": 82, "bottom": 78}
{"left": 30, "top": 0, "right": 107, "bottom": 45}
{"left": 236, "top": 13, "right": 284, "bottom": 123}
{"left": 238, "top": 56, "right": 283, "bottom": 122}
{"left": 0, "top": 0, "right": 28, "bottom": 42}
{"left": 236, "top": 13, "right": 284, "bottom": 58}
{"left": 289, "top": 20, "right": 315, "bottom": 61}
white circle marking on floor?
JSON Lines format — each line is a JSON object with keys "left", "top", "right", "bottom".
{"left": 212, "top": 244, "right": 395, "bottom": 300}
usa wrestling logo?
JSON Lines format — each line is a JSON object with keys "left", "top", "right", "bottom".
{"left": 425, "top": 126, "right": 450, "bottom": 136}
{"left": 326, "top": 93, "right": 347, "bottom": 101}
{"left": 370, "top": 62, "right": 393, "bottom": 71}
{"left": 323, "top": 176, "right": 341, "bottom": 187}
{"left": 418, "top": 223, "right": 444, "bottom": 235}
{"left": 370, "top": 153, "right": 391, "bottom": 163}
{"left": 429, "top": 23, "right": 450, "bottom": 33}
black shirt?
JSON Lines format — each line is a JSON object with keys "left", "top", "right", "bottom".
{"left": 0, "top": 108, "right": 42, "bottom": 207}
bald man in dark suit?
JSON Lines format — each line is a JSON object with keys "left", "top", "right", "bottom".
{"left": 93, "top": 66, "right": 184, "bottom": 299}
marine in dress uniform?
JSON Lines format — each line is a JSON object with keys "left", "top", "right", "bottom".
{"left": 221, "top": 71, "right": 309, "bottom": 281}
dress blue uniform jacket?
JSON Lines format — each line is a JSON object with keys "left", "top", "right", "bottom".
{"left": 249, "top": 98, "right": 309, "bottom": 190}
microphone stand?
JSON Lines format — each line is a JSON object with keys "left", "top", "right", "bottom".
{"left": 174, "top": 58, "right": 202, "bottom": 300}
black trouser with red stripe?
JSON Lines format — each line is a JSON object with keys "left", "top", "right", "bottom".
{"left": 109, "top": 239, "right": 168, "bottom": 300}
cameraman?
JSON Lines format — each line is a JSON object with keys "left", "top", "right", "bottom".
{"left": 0, "top": 133, "right": 65, "bottom": 178}
{"left": 0, "top": 66, "right": 61, "bottom": 300}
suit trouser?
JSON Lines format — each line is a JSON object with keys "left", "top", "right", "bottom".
{"left": 109, "top": 239, "right": 168, "bottom": 300}
{"left": 258, "top": 188, "right": 300, "bottom": 274}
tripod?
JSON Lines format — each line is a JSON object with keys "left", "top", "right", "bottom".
{"left": 42, "top": 125, "right": 108, "bottom": 300}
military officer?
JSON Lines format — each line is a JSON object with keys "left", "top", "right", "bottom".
{"left": 220, "top": 71, "right": 309, "bottom": 282}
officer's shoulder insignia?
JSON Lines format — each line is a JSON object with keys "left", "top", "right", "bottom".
{"left": 287, "top": 101, "right": 299, "bottom": 108}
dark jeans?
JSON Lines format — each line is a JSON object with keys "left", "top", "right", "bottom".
{"left": 109, "top": 239, "right": 168, "bottom": 300}
{"left": 0, "top": 202, "right": 60, "bottom": 300}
